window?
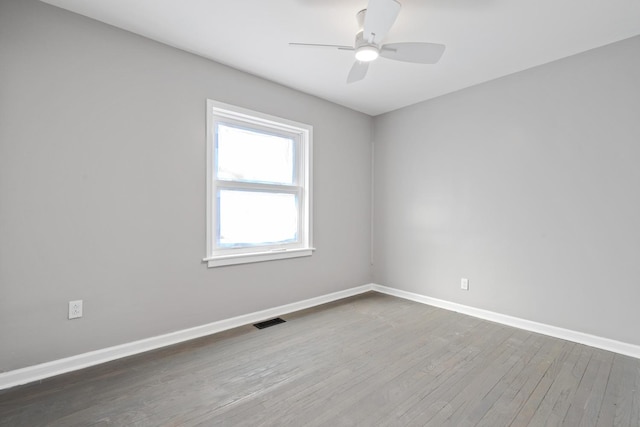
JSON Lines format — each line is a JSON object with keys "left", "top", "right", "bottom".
{"left": 204, "top": 100, "right": 313, "bottom": 267}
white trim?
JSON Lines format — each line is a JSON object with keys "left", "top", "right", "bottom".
{"left": 0, "top": 284, "right": 373, "bottom": 391}
{"left": 205, "top": 99, "right": 313, "bottom": 268}
{"left": 204, "top": 247, "right": 315, "bottom": 267}
{"left": 4, "top": 283, "right": 638, "bottom": 391}
{"left": 209, "top": 100, "right": 310, "bottom": 133}
{"left": 372, "top": 284, "right": 640, "bottom": 360}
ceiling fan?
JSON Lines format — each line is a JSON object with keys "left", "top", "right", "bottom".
{"left": 290, "top": 0, "right": 446, "bottom": 84}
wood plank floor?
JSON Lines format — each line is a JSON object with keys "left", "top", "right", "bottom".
{"left": 1, "top": 292, "right": 639, "bottom": 426}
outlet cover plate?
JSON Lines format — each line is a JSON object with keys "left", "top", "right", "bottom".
{"left": 461, "top": 278, "right": 469, "bottom": 291}
{"left": 69, "top": 300, "right": 83, "bottom": 319}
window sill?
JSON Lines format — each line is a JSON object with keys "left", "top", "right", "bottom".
{"left": 203, "top": 247, "right": 315, "bottom": 268}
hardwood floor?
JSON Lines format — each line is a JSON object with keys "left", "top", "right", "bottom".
{"left": 1, "top": 292, "right": 639, "bottom": 426}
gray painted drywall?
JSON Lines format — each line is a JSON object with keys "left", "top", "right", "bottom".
{"left": 2, "top": 0, "right": 638, "bottom": 375}
{"left": 373, "top": 35, "right": 640, "bottom": 345}
{"left": 0, "top": 0, "right": 373, "bottom": 371}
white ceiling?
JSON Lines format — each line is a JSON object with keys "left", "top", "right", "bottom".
{"left": 41, "top": 0, "right": 640, "bottom": 116}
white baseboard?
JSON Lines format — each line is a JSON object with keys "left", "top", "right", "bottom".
{"left": 372, "top": 284, "right": 640, "bottom": 360}
{"left": 0, "top": 284, "right": 374, "bottom": 391}
{"left": 3, "top": 282, "right": 638, "bottom": 391}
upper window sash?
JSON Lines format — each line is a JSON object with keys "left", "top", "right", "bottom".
{"left": 214, "top": 120, "right": 299, "bottom": 187}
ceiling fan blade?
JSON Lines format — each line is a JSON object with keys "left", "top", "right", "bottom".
{"left": 379, "top": 42, "right": 446, "bottom": 64}
{"left": 289, "top": 42, "right": 354, "bottom": 51}
{"left": 363, "top": 0, "right": 401, "bottom": 45}
{"left": 347, "top": 61, "right": 369, "bottom": 84}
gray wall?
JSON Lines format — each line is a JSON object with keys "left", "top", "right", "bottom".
{"left": 2, "top": 0, "right": 638, "bottom": 374}
{"left": 373, "top": 35, "right": 640, "bottom": 345}
{"left": 0, "top": 0, "right": 373, "bottom": 371}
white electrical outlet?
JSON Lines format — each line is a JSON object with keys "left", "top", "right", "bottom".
{"left": 461, "top": 278, "right": 469, "bottom": 291}
{"left": 68, "top": 300, "right": 83, "bottom": 319}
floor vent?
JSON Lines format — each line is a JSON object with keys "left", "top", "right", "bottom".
{"left": 253, "top": 318, "right": 286, "bottom": 329}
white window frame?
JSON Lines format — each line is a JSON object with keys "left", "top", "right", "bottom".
{"left": 204, "top": 100, "right": 313, "bottom": 268}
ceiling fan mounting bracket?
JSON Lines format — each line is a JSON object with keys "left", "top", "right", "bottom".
{"left": 357, "top": 9, "right": 376, "bottom": 44}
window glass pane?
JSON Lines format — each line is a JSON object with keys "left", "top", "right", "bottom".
{"left": 218, "top": 190, "right": 298, "bottom": 247}
{"left": 216, "top": 124, "right": 294, "bottom": 185}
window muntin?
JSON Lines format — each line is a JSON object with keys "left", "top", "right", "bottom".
{"left": 205, "top": 100, "right": 313, "bottom": 267}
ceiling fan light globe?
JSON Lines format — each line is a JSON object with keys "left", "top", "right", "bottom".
{"left": 355, "top": 45, "right": 379, "bottom": 62}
